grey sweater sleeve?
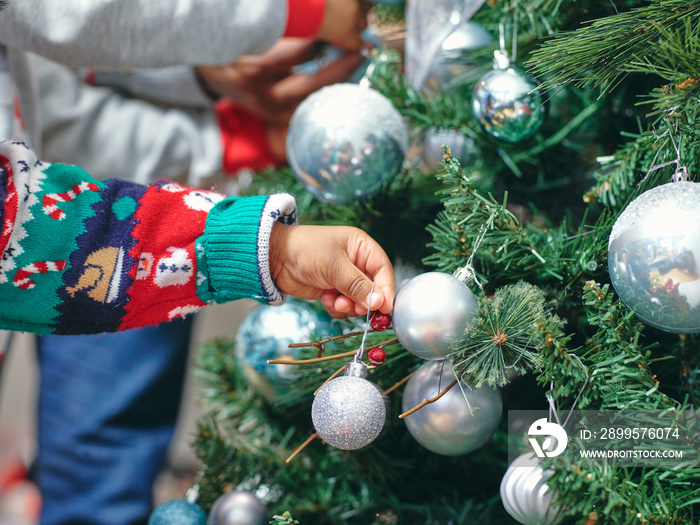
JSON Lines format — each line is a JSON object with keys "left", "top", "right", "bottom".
{"left": 36, "top": 55, "right": 223, "bottom": 187}
{"left": 0, "top": 0, "right": 287, "bottom": 68}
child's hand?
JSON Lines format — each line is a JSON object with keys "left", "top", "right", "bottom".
{"left": 269, "top": 224, "right": 395, "bottom": 318}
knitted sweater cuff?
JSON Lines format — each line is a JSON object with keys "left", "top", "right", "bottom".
{"left": 200, "top": 193, "right": 297, "bottom": 305}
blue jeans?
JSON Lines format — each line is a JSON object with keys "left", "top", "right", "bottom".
{"left": 35, "top": 317, "right": 194, "bottom": 525}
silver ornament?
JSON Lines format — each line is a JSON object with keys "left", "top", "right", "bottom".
{"left": 393, "top": 272, "right": 478, "bottom": 360}
{"left": 286, "top": 83, "right": 408, "bottom": 203}
{"left": 235, "top": 300, "right": 335, "bottom": 403}
{"left": 311, "top": 362, "right": 386, "bottom": 450}
{"left": 401, "top": 360, "right": 502, "bottom": 455}
{"left": 472, "top": 52, "right": 544, "bottom": 143}
{"left": 422, "top": 127, "right": 477, "bottom": 170}
{"left": 500, "top": 453, "right": 563, "bottom": 525}
{"left": 208, "top": 491, "right": 268, "bottom": 525}
{"left": 421, "top": 21, "right": 492, "bottom": 93}
{"left": 608, "top": 181, "right": 700, "bottom": 333}
{"left": 405, "top": 0, "right": 487, "bottom": 91}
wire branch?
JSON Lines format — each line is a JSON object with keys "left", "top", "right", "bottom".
{"left": 398, "top": 379, "right": 458, "bottom": 419}
{"left": 384, "top": 371, "right": 415, "bottom": 396}
{"left": 285, "top": 432, "right": 319, "bottom": 463}
{"left": 314, "top": 364, "right": 347, "bottom": 395}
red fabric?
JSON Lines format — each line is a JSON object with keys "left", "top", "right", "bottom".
{"left": 119, "top": 182, "right": 211, "bottom": 330}
{"left": 216, "top": 100, "right": 277, "bottom": 174}
{"left": 284, "top": 0, "right": 325, "bottom": 38}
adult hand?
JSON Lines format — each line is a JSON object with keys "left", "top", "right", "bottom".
{"left": 269, "top": 224, "right": 395, "bottom": 318}
{"left": 196, "top": 38, "right": 365, "bottom": 124}
{"left": 315, "top": 0, "right": 370, "bottom": 51}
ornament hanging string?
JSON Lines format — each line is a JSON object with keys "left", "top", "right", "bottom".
{"left": 353, "top": 281, "right": 376, "bottom": 364}
{"left": 546, "top": 353, "right": 589, "bottom": 428}
{"left": 454, "top": 211, "right": 494, "bottom": 292}
{"left": 641, "top": 107, "right": 689, "bottom": 184}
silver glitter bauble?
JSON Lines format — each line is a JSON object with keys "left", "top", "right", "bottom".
{"left": 208, "top": 491, "right": 268, "bottom": 525}
{"left": 421, "top": 21, "right": 492, "bottom": 94}
{"left": 235, "top": 300, "right": 335, "bottom": 403}
{"left": 422, "top": 127, "right": 477, "bottom": 170}
{"left": 393, "top": 272, "right": 478, "bottom": 360}
{"left": 500, "top": 453, "right": 563, "bottom": 525}
{"left": 472, "top": 54, "right": 544, "bottom": 143}
{"left": 402, "top": 360, "right": 502, "bottom": 455}
{"left": 311, "top": 362, "right": 386, "bottom": 450}
{"left": 286, "top": 83, "right": 408, "bottom": 203}
{"left": 608, "top": 181, "right": 700, "bottom": 333}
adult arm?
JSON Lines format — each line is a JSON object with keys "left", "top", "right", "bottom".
{"left": 0, "top": 0, "right": 364, "bottom": 68}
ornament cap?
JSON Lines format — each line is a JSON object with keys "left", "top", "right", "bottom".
{"left": 493, "top": 49, "right": 511, "bottom": 70}
{"left": 452, "top": 266, "right": 472, "bottom": 283}
{"left": 672, "top": 166, "right": 690, "bottom": 182}
{"left": 345, "top": 361, "right": 368, "bottom": 378}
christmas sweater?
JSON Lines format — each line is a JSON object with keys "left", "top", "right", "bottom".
{"left": 0, "top": 140, "right": 297, "bottom": 335}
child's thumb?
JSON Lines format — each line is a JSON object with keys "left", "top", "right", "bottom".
{"left": 333, "top": 263, "right": 381, "bottom": 311}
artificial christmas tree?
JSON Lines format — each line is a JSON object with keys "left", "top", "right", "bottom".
{"left": 178, "top": 1, "right": 700, "bottom": 523}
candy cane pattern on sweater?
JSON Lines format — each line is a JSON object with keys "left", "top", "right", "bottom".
{"left": 42, "top": 182, "right": 99, "bottom": 220}
{"left": 14, "top": 260, "right": 67, "bottom": 289}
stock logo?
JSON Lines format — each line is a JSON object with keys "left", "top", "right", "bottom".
{"left": 528, "top": 418, "right": 568, "bottom": 457}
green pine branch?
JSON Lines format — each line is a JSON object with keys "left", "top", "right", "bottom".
{"left": 529, "top": 0, "right": 700, "bottom": 94}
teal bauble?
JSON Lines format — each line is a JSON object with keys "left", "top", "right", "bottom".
{"left": 235, "top": 300, "right": 336, "bottom": 403}
{"left": 148, "top": 500, "right": 206, "bottom": 525}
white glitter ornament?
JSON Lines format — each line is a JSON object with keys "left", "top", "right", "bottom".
{"left": 286, "top": 83, "right": 408, "bottom": 203}
{"left": 500, "top": 452, "right": 563, "bottom": 525}
{"left": 311, "top": 362, "right": 386, "bottom": 450}
{"left": 393, "top": 272, "right": 478, "bottom": 360}
{"left": 608, "top": 181, "right": 700, "bottom": 333}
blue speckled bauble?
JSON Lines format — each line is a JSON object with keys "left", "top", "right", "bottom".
{"left": 148, "top": 500, "right": 206, "bottom": 525}
{"left": 286, "top": 83, "right": 408, "bottom": 203}
{"left": 235, "top": 300, "right": 336, "bottom": 403}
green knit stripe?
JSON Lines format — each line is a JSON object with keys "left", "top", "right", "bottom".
{"left": 4, "top": 162, "right": 102, "bottom": 332}
{"left": 201, "top": 195, "right": 268, "bottom": 303}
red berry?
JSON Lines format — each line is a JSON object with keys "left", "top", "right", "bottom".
{"left": 368, "top": 347, "right": 386, "bottom": 366}
{"left": 370, "top": 311, "right": 392, "bottom": 331}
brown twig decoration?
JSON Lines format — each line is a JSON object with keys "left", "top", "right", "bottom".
{"left": 398, "top": 379, "right": 458, "bottom": 419}
{"left": 287, "top": 330, "right": 365, "bottom": 358}
{"left": 314, "top": 364, "right": 346, "bottom": 395}
{"left": 286, "top": 432, "right": 319, "bottom": 463}
{"left": 267, "top": 337, "right": 398, "bottom": 366}
{"left": 267, "top": 349, "right": 358, "bottom": 365}
{"left": 384, "top": 371, "right": 415, "bottom": 396}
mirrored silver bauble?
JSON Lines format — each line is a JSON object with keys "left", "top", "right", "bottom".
{"left": 608, "top": 181, "right": 700, "bottom": 333}
{"left": 402, "top": 360, "right": 502, "bottom": 455}
{"left": 422, "top": 127, "right": 477, "bottom": 170}
{"left": 421, "top": 21, "right": 492, "bottom": 94}
{"left": 393, "top": 272, "right": 478, "bottom": 360}
{"left": 312, "top": 363, "right": 386, "bottom": 450}
{"left": 472, "top": 61, "right": 544, "bottom": 143}
{"left": 286, "top": 83, "right": 408, "bottom": 203}
{"left": 235, "top": 300, "right": 335, "bottom": 402}
{"left": 500, "top": 452, "right": 563, "bottom": 525}
{"left": 208, "top": 491, "right": 268, "bottom": 525}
